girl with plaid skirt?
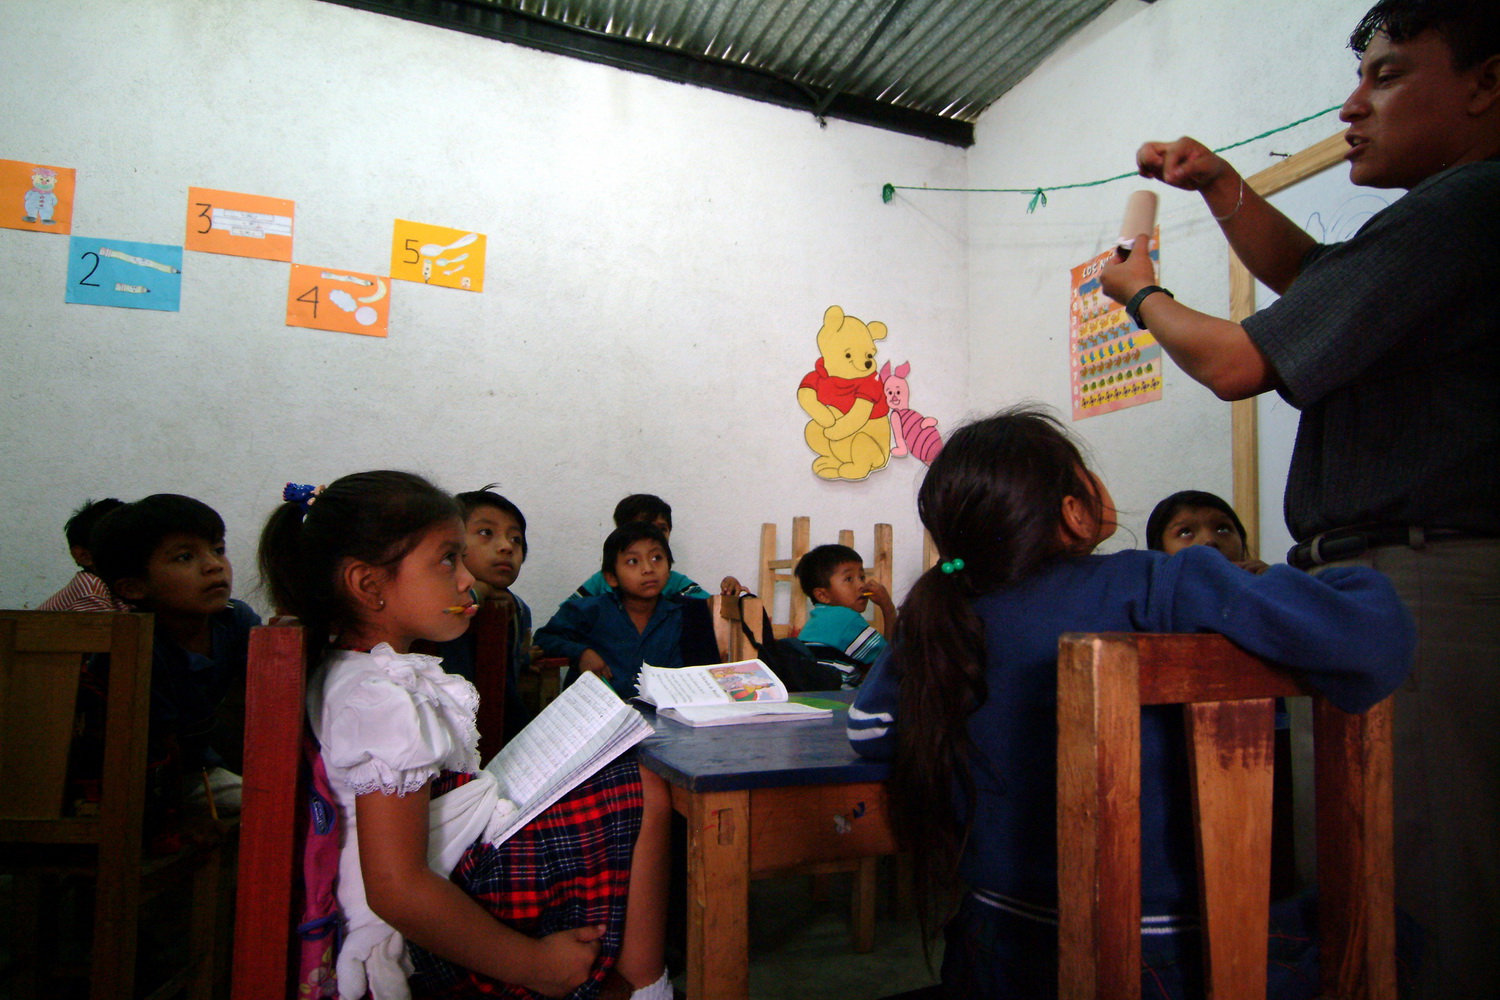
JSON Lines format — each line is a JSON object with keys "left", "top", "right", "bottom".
{"left": 261, "top": 472, "right": 672, "bottom": 1000}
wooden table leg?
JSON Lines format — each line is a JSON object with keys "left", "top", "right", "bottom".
{"left": 684, "top": 788, "right": 750, "bottom": 1000}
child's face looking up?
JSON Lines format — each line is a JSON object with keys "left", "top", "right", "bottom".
{"left": 372, "top": 519, "right": 476, "bottom": 652}
{"left": 1161, "top": 505, "right": 1246, "bottom": 561}
{"left": 464, "top": 506, "right": 525, "bottom": 592}
{"left": 605, "top": 539, "right": 670, "bottom": 601}
{"left": 119, "top": 533, "right": 232, "bottom": 615}
{"left": 815, "top": 560, "right": 870, "bottom": 613}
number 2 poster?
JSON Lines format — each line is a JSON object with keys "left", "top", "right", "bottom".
{"left": 286, "top": 264, "right": 390, "bottom": 337}
{"left": 65, "top": 237, "right": 182, "bottom": 311}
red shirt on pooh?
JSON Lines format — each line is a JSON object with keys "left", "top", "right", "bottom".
{"left": 799, "top": 359, "right": 891, "bottom": 419}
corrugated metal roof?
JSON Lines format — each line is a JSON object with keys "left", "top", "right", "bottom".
{"left": 324, "top": 0, "right": 1118, "bottom": 145}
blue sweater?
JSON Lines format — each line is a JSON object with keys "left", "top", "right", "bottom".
{"left": 848, "top": 546, "right": 1412, "bottom": 918}
{"left": 535, "top": 592, "right": 719, "bottom": 698}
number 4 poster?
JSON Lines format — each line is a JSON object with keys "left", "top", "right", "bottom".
{"left": 185, "top": 187, "right": 294, "bottom": 261}
{"left": 286, "top": 264, "right": 390, "bottom": 338}
{"left": 391, "top": 219, "right": 485, "bottom": 292}
{"left": 1069, "top": 230, "right": 1163, "bottom": 420}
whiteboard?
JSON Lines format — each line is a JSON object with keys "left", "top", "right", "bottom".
{"left": 1252, "top": 171, "right": 1401, "bottom": 562}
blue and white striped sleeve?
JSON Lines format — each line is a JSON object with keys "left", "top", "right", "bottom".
{"left": 847, "top": 648, "right": 898, "bottom": 759}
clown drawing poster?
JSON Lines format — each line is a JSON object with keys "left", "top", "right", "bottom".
{"left": 1, "top": 159, "right": 76, "bottom": 235}
{"left": 1069, "top": 230, "right": 1162, "bottom": 420}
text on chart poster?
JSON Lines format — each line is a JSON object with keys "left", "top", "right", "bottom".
{"left": 1069, "top": 229, "right": 1162, "bottom": 421}
{"left": 0, "top": 158, "right": 77, "bottom": 234}
{"left": 286, "top": 264, "right": 390, "bottom": 338}
{"left": 185, "top": 187, "right": 294, "bottom": 261}
{"left": 390, "top": 219, "right": 485, "bottom": 292}
{"left": 65, "top": 237, "right": 183, "bottom": 311}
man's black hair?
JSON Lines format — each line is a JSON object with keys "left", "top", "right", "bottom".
{"left": 1351, "top": 0, "right": 1500, "bottom": 70}
{"left": 795, "top": 543, "right": 865, "bottom": 602}
{"left": 1145, "top": 490, "right": 1248, "bottom": 553}
{"left": 601, "top": 521, "right": 674, "bottom": 577}
{"left": 612, "top": 494, "right": 672, "bottom": 529}
{"left": 64, "top": 497, "right": 125, "bottom": 550}
{"left": 454, "top": 484, "right": 528, "bottom": 556}
{"left": 90, "top": 494, "right": 225, "bottom": 589}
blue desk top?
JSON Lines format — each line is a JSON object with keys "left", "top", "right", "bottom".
{"left": 636, "top": 692, "right": 890, "bottom": 793}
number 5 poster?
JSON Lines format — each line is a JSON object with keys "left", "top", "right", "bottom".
{"left": 390, "top": 219, "right": 485, "bottom": 292}
{"left": 1069, "top": 230, "right": 1163, "bottom": 420}
{"left": 286, "top": 264, "right": 390, "bottom": 338}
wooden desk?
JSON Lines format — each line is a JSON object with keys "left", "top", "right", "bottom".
{"left": 637, "top": 696, "right": 895, "bottom": 1000}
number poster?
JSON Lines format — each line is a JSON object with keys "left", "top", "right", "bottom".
{"left": 65, "top": 237, "right": 183, "bottom": 311}
{"left": 1069, "top": 230, "right": 1163, "bottom": 420}
{"left": 185, "top": 187, "right": 294, "bottom": 261}
{"left": 1, "top": 158, "right": 76, "bottom": 235}
{"left": 286, "top": 263, "right": 390, "bottom": 337}
{"left": 390, "top": 219, "right": 485, "bottom": 292}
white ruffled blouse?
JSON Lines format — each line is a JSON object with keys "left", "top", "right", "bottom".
{"left": 308, "top": 644, "right": 517, "bottom": 1000}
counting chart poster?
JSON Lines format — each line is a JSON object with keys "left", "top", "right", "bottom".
{"left": 65, "top": 237, "right": 183, "bottom": 311}
{"left": 286, "top": 263, "right": 390, "bottom": 338}
{"left": 390, "top": 219, "right": 486, "bottom": 292}
{"left": 1069, "top": 229, "right": 1162, "bottom": 421}
{"left": 184, "top": 187, "right": 294, "bottom": 261}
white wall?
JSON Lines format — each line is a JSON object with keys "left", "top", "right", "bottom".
{"left": 958, "top": 0, "right": 1370, "bottom": 552}
{"left": 0, "top": 0, "right": 968, "bottom": 618}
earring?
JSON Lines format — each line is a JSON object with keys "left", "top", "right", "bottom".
{"left": 377, "top": 598, "right": 386, "bottom": 610}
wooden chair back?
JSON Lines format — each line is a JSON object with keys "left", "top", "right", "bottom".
{"left": 757, "top": 517, "right": 892, "bottom": 637}
{"left": 231, "top": 622, "right": 307, "bottom": 1000}
{"left": 469, "top": 600, "right": 511, "bottom": 761}
{"left": 706, "top": 594, "right": 766, "bottom": 663}
{"left": 0, "top": 611, "right": 186, "bottom": 1000}
{"left": 1056, "top": 632, "right": 1395, "bottom": 1000}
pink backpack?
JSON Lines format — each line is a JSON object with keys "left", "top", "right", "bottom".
{"left": 295, "top": 734, "right": 342, "bottom": 998}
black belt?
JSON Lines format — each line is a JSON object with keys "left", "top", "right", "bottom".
{"left": 1287, "top": 525, "right": 1478, "bottom": 570}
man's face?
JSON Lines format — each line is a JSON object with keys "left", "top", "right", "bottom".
{"left": 1341, "top": 29, "right": 1488, "bottom": 189}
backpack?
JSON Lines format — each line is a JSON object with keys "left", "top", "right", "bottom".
{"left": 295, "top": 734, "right": 342, "bottom": 998}
{"left": 733, "top": 595, "right": 848, "bottom": 692}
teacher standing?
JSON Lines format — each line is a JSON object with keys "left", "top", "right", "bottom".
{"left": 1100, "top": 1, "right": 1499, "bottom": 995}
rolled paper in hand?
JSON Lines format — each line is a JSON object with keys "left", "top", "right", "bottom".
{"left": 1116, "top": 190, "right": 1158, "bottom": 253}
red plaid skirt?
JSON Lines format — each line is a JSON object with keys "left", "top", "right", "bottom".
{"left": 407, "top": 753, "right": 644, "bottom": 999}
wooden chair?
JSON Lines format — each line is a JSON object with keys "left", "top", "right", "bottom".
{"left": 1056, "top": 632, "right": 1395, "bottom": 1000}
{"left": 757, "top": 517, "right": 893, "bottom": 638}
{"left": 0, "top": 610, "right": 225, "bottom": 1000}
{"left": 231, "top": 622, "right": 308, "bottom": 1000}
{"left": 705, "top": 595, "right": 881, "bottom": 953}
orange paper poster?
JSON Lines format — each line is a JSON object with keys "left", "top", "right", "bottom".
{"left": 286, "top": 264, "right": 390, "bottom": 338}
{"left": 390, "top": 219, "right": 485, "bottom": 292}
{"left": 185, "top": 187, "right": 294, "bottom": 261}
{"left": 0, "top": 158, "right": 76, "bottom": 234}
{"left": 1069, "top": 229, "right": 1163, "bottom": 420}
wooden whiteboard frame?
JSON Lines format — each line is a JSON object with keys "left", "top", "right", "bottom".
{"left": 1229, "top": 129, "right": 1348, "bottom": 560}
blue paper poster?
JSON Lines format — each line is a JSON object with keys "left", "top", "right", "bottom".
{"left": 65, "top": 237, "right": 183, "bottom": 311}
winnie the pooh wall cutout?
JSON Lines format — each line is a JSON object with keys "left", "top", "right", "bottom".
{"left": 797, "top": 305, "right": 893, "bottom": 481}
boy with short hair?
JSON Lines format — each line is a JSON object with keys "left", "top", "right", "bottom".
{"left": 538, "top": 521, "right": 720, "bottom": 699}
{"left": 430, "top": 486, "right": 536, "bottom": 741}
{"left": 36, "top": 497, "right": 132, "bottom": 611}
{"left": 570, "top": 493, "right": 742, "bottom": 600}
{"left": 794, "top": 543, "right": 896, "bottom": 687}
{"left": 91, "top": 494, "right": 260, "bottom": 780}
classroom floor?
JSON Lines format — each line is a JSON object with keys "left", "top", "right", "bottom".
{"left": 693, "top": 865, "right": 943, "bottom": 1000}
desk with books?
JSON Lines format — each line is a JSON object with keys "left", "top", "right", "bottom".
{"left": 637, "top": 694, "right": 895, "bottom": 1000}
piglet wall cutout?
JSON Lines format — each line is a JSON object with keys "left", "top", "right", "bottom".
{"left": 879, "top": 361, "right": 943, "bottom": 465}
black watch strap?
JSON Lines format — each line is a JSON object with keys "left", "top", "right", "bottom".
{"left": 1125, "top": 284, "right": 1174, "bottom": 331}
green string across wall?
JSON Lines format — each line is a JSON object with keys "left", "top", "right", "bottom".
{"left": 881, "top": 104, "right": 1343, "bottom": 212}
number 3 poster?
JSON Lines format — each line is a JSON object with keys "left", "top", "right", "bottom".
{"left": 184, "top": 187, "right": 294, "bottom": 261}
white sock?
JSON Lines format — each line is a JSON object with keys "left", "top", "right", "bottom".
{"left": 629, "top": 968, "right": 672, "bottom": 1000}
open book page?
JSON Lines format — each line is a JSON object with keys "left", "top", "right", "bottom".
{"left": 636, "top": 659, "right": 787, "bottom": 708}
{"left": 659, "top": 701, "right": 831, "bottom": 727}
{"left": 482, "top": 671, "right": 653, "bottom": 845}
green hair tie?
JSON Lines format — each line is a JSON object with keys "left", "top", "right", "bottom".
{"left": 940, "top": 558, "right": 965, "bottom": 574}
